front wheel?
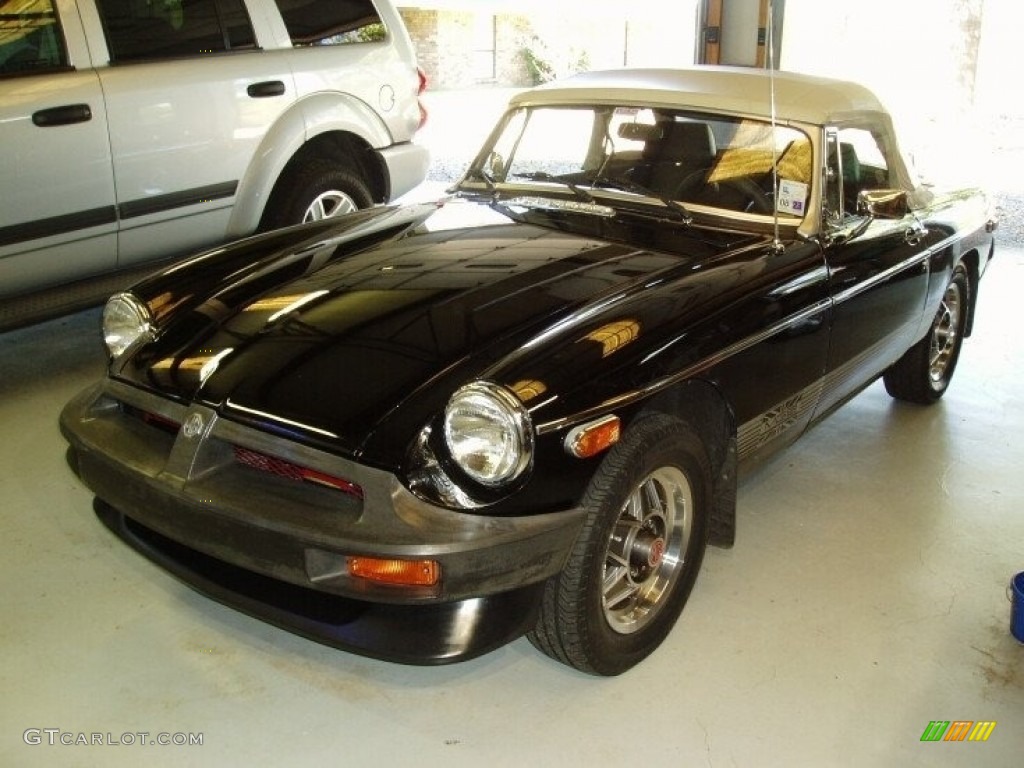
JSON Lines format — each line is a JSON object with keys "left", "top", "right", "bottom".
{"left": 883, "top": 264, "right": 969, "bottom": 403}
{"left": 528, "top": 415, "right": 710, "bottom": 675}
{"left": 261, "top": 159, "right": 374, "bottom": 231}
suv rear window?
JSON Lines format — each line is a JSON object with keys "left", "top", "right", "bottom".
{"left": 275, "top": 0, "right": 386, "bottom": 46}
{"left": 0, "top": 0, "right": 68, "bottom": 75}
{"left": 97, "top": 0, "right": 256, "bottom": 62}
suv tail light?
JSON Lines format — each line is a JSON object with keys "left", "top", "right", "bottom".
{"left": 416, "top": 66, "right": 428, "bottom": 129}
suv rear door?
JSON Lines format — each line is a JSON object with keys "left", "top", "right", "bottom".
{"left": 0, "top": 0, "right": 117, "bottom": 302}
{"left": 90, "top": 0, "right": 296, "bottom": 267}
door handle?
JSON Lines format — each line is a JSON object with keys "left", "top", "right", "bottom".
{"left": 32, "top": 104, "right": 92, "bottom": 127}
{"left": 246, "top": 80, "right": 286, "bottom": 98}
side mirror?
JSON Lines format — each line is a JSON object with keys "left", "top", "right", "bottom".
{"left": 824, "top": 189, "right": 909, "bottom": 247}
{"left": 856, "top": 189, "right": 909, "bottom": 219}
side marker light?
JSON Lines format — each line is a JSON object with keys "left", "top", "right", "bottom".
{"left": 564, "top": 415, "right": 621, "bottom": 459}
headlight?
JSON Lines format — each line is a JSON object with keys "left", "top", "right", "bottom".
{"left": 443, "top": 381, "right": 533, "bottom": 487}
{"left": 102, "top": 292, "right": 154, "bottom": 358}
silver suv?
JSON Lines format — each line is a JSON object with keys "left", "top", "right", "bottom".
{"left": 0, "top": 0, "right": 429, "bottom": 328}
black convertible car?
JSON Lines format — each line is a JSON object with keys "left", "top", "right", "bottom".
{"left": 61, "top": 68, "right": 996, "bottom": 675}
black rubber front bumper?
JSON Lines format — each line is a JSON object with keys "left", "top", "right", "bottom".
{"left": 61, "top": 380, "right": 586, "bottom": 664}
{"left": 91, "top": 497, "right": 546, "bottom": 664}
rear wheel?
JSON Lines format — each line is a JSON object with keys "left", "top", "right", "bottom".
{"left": 883, "top": 264, "right": 969, "bottom": 403}
{"left": 528, "top": 415, "right": 710, "bottom": 675}
{"left": 261, "top": 159, "right": 373, "bottom": 231}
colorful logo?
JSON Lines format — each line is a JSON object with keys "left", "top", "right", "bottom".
{"left": 920, "top": 721, "right": 996, "bottom": 742}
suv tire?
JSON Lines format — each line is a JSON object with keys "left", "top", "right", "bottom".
{"left": 263, "top": 159, "right": 375, "bottom": 230}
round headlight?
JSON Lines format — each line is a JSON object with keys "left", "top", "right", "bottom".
{"left": 443, "top": 382, "right": 533, "bottom": 487}
{"left": 103, "top": 292, "right": 154, "bottom": 358}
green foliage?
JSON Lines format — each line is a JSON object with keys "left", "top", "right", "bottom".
{"left": 357, "top": 23, "right": 387, "bottom": 43}
{"left": 522, "top": 37, "right": 590, "bottom": 85}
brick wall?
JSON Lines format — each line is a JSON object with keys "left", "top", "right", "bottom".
{"left": 399, "top": 8, "right": 696, "bottom": 91}
{"left": 398, "top": 10, "right": 439, "bottom": 82}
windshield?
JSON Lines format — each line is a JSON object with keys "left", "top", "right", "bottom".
{"left": 467, "top": 104, "right": 813, "bottom": 221}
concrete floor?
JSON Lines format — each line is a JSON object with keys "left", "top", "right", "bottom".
{"left": 2, "top": 235, "right": 1022, "bottom": 765}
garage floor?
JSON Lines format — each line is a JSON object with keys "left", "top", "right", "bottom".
{"left": 2, "top": 240, "right": 1021, "bottom": 765}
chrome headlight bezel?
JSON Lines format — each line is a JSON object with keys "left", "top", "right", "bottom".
{"left": 442, "top": 381, "right": 534, "bottom": 489}
{"left": 102, "top": 292, "right": 154, "bottom": 359}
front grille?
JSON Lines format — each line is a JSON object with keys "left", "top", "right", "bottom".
{"left": 233, "top": 445, "right": 363, "bottom": 499}
{"left": 121, "top": 403, "right": 180, "bottom": 436}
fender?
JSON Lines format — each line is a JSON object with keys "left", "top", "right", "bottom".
{"left": 638, "top": 378, "right": 738, "bottom": 547}
{"left": 229, "top": 92, "right": 393, "bottom": 238}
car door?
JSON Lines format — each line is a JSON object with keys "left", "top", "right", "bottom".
{"left": 813, "top": 124, "right": 935, "bottom": 418}
{"left": 89, "top": 0, "right": 296, "bottom": 267}
{"left": 0, "top": 0, "right": 116, "bottom": 301}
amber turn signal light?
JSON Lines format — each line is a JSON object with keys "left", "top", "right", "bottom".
{"left": 565, "top": 415, "right": 621, "bottom": 459}
{"left": 347, "top": 556, "right": 441, "bottom": 587}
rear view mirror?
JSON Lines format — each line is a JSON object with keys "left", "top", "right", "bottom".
{"left": 617, "top": 123, "right": 664, "bottom": 142}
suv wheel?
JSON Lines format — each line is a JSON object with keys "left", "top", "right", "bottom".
{"left": 263, "top": 159, "right": 374, "bottom": 230}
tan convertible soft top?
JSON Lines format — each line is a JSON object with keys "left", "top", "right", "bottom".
{"left": 515, "top": 66, "right": 888, "bottom": 127}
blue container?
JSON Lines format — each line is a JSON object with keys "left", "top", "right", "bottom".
{"left": 1012, "top": 572, "right": 1024, "bottom": 644}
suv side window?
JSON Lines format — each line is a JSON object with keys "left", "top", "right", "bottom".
{"left": 0, "top": 0, "right": 68, "bottom": 76}
{"left": 275, "top": 0, "right": 386, "bottom": 46}
{"left": 96, "top": 0, "right": 256, "bottom": 62}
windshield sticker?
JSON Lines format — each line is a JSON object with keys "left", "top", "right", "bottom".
{"left": 777, "top": 180, "right": 808, "bottom": 216}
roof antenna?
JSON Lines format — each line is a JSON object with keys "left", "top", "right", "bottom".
{"left": 767, "top": 0, "right": 784, "bottom": 255}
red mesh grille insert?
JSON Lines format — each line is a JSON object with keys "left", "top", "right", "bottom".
{"left": 233, "top": 446, "right": 363, "bottom": 499}
{"left": 235, "top": 446, "right": 303, "bottom": 481}
{"left": 122, "top": 404, "right": 180, "bottom": 436}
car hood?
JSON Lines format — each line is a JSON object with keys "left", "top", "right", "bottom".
{"left": 118, "top": 199, "right": 756, "bottom": 466}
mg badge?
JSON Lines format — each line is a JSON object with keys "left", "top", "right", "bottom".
{"left": 182, "top": 412, "right": 205, "bottom": 439}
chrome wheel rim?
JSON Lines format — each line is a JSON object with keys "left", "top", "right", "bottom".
{"left": 602, "top": 466, "right": 693, "bottom": 634}
{"left": 929, "top": 278, "right": 963, "bottom": 384}
{"left": 302, "top": 190, "right": 358, "bottom": 222}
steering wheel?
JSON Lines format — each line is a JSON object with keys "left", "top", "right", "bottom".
{"left": 675, "top": 170, "right": 774, "bottom": 215}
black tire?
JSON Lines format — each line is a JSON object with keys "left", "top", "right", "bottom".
{"left": 883, "top": 263, "right": 969, "bottom": 404}
{"left": 261, "top": 159, "right": 373, "bottom": 231}
{"left": 528, "top": 415, "right": 711, "bottom": 675}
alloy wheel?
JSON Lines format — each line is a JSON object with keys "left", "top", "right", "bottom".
{"left": 929, "top": 278, "right": 963, "bottom": 384}
{"left": 602, "top": 466, "right": 693, "bottom": 634}
{"left": 302, "top": 190, "right": 358, "bottom": 222}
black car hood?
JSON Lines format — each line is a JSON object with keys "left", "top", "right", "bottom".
{"left": 119, "top": 200, "right": 755, "bottom": 465}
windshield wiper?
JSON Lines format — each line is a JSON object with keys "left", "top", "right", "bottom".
{"left": 511, "top": 171, "right": 597, "bottom": 204}
{"left": 585, "top": 174, "right": 693, "bottom": 225}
